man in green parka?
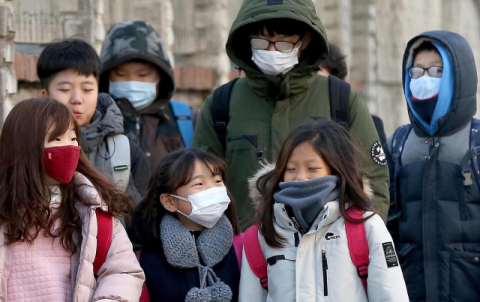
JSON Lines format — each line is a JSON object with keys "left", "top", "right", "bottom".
{"left": 192, "top": 0, "right": 389, "bottom": 230}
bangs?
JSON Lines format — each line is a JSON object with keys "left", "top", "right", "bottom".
{"left": 168, "top": 149, "right": 228, "bottom": 190}
{"left": 46, "top": 104, "right": 77, "bottom": 142}
{"left": 248, "top": 18, "right": 308, "bottom": 37}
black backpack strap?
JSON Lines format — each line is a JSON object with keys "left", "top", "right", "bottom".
{"left": 388, "top": 124, "right": 412, "bottom": 222}
{"left": 210, "top": 78, "right": 239, "bottom": 149}
{"left": 463, "top": 119, "right": 480, "bottom": 189}
{"left": 328, "top": 75, "right": 351, "bottom": 128}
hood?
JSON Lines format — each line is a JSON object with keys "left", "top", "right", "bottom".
{"left": 80, "top": 93, "right": 125, "bottom": 153}
{"left": 248, "top": 163, "right": 373, "bottom": 209}
{"left": 99, "top": 21, "right": 175, "bottom": 112}
{"left": 402, "top": 31, "right": 477, "bottom": 137}
{"left": 226, "top": 0, "right": 329, "bottom": 99}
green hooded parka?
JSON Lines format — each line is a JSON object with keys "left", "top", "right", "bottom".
{"left": 193, "top": 0, "right": 389, "bottom": 229}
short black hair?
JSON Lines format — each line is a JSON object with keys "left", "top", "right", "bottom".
{"left": 413, "top": 41, "right": 440, "bottom": 61}
{"left": 37, "top": 39, "right": 102, "bottom": 90}
{"left": 320, "top": 43, "right": 348, "bottom": 80}
{"left": 244, "top": 18, "right": 309, "bottom": 37}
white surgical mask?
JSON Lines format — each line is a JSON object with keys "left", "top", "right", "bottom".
{"left": 171, "top": 186, "right": 231, "bottom": 228}
{"left": 409, "top": 76, "right": 442, "bottom": 100}
{"left": 251, "top": 44, "right": 301, "bottom": 76}
{"left": 109, "top": 81, "right": 158, "bottom": 110}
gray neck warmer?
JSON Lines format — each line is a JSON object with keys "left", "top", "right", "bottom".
{"left": 274, "top": 175, "right": 340, "bottom": 232}
{"left": 160, "top": 214, "right": 234, "bottom": 302}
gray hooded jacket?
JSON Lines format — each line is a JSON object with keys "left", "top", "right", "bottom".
{"left": 80, "top": 93, "right": 150, "bottom": 203}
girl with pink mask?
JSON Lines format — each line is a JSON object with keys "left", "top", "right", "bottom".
{"left": 0, "top": 98, "right": 144, "bottom": 301}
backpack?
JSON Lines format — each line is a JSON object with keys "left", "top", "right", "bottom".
{"left": 136, "top": 234, "right": 245, "bottom": 302}
{"left": 210, "top": 75, "right": 351, "bottom": 148}
{"left": 107, "top": 134, "right": 131, "bottom": 192}
{"left": 170, "top": 100, "right": 195, "bottom": 148}
{"left": 93, "top": 209, "right": 113, "bottom": 277}
{"left": 389, "top": 119, "right": 480, "bottom": 219}
{"left": 107, "top": 101, "right": 193, "bottom": 192}
{"left": 243, "top": 206, "right": 369, "bottom": 293}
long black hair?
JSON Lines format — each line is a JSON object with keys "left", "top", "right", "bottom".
{"left": 138, "top": 148, "right": 241, "bottom": 243}
{"left": 257, "top": 121, "right": 374, "bottom": 248}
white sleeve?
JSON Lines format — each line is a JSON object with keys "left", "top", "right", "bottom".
{"left": 365, "top": 214, "right": 410, "bottom": 302}
{"left": 239, "top": 247, "right": 268, "bottom": 302}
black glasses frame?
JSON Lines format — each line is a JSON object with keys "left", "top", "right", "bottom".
{"left": 408, "top": 66, "right": 443, "bottom": 79}
{"left": 250, "top": 37, "right": 303, "bottom": 53}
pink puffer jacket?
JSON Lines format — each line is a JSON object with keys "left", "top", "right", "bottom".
{"left": 0, "top": 173, "right": 145, "bottom": 302}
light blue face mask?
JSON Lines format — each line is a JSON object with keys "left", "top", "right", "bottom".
{"left": 109, "top": 81, "right": 158, "bottom": 110}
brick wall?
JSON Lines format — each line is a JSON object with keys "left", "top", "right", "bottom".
{"left": 0, "top": 0, "right": 17, "bottom": 128}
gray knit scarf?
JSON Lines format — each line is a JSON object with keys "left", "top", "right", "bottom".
{"left": 160, "top": 214, "right": 234, "bottom": 302}
{"left": 274, "top": 175, "right": 340, "bottom": 232}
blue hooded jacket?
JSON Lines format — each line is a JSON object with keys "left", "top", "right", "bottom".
{"left": 392, "top": 30, "right": 480, "bottom": 302}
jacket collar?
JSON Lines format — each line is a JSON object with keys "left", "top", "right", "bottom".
{"left": 73, "top": 172, "right": 108, "bottom": 212}
{"left": 245, "top": 69, "right": 318, "bottom": 101}
{"left": 80, "top": 93, "right": 124, "bottom": 153}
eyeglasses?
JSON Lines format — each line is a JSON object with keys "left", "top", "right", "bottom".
{"left": 408, "top": 66, "right": 443, "bottom": 79}
{"left": 250, "top": 37, "right": 303, "bottom": 53}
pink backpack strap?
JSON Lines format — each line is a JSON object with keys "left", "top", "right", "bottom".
{"left": 244, "top": 224, "right": 268, "bottom": 289}
{"left": 345, "top": 206, "right": 369, "bottom": 293}
{"left": 93, "top": 209, "right": 113, "bottom": 276}
{"left": 136, "top": 250, "right": 150, "bottom": 302}
{"left": 233, "top": 233, "right": 245, "bottom": 268}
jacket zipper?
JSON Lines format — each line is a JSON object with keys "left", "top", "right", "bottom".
{"left": 423, "top": 137, "right": 440, "bottom": 300}
{"left": 322, "top": 249, "right": 328, "bottom": 296}
{"left": 135, "top": 116, "right": 141, "bottom": 139}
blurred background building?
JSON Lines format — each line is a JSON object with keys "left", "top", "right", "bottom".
{"left": 2, "top": 0, "right": 480, "bottom": 134}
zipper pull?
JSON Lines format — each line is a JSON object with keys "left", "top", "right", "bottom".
{"left": 322, "top": 250, "right": 328, "bottom": 270}
{"left": 257, "top": 151, "right": 269, "bottom": 166}
{"left": 135, "top": 116, "right": 141, "bottom": 131}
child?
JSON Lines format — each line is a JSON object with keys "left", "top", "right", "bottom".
{"left": 239, "top": 121, "right": 409, "bottom": 302}
{"left": 129, "top": 149, "right": 242, "bottom": 302}
{"left": 0, "top": 98, "right": 145, "bottom": 301}
{"left": 99, "top": 21, "right": 198, "bottom": 171}
{"left": 37, "top": 39, "right": 150, "bottom": 203}
{"left": 388, "top": 31, "right": 480, "bottom": 301}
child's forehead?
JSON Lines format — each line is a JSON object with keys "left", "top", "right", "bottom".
{"left": 413, "top": 50, "right": 442, "bottom": 65}
{"left": 51, "top": 68, "right": 98, "bottom": 84}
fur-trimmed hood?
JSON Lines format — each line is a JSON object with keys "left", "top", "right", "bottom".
{"left": 248, "top": 163, "right": 374, "bottom": 208}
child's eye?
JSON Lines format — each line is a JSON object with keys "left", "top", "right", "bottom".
{"left": 72, "top": 137, "right": 78, "bottom": 142}
{"left": 285, "top": 168, "right": 295, "bottom": 172}
{"left": 193, "top": 183, "right": 203, "bottom": 187}
{"left": 139, "top": 74, "right": 150, "bottom": 77}
{"left": 84, "top": 89, "right": 94, "bottom": 92}
{"left": 59, "top": 89, "right": 70, "bottom": 92}
{"left": 216, "top": 180, "right": 223, "bottom": 183}
{"left": 54, "top": 137, "right": 62, "bottom": 142}
{"left": 309, "top": 167, "right": 320, "bottom": 171}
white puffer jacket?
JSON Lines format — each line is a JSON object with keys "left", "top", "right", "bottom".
{"left": 239, "top": 167, "right": 409, "bottom": 302}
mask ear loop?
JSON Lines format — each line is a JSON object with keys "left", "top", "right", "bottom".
{"left": 170, "top": 194, "right": 191, "bottom": 217}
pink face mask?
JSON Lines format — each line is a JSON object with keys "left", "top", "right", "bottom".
{"left": 44, "top": 146, "right": 81, "bottom": 183}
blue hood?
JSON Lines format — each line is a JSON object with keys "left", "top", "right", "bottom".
{"left": 402, "top": 31, "right": 477, "bottom": 137}
{"left": 404, "top": 42, "right": 454, "bottom": 135}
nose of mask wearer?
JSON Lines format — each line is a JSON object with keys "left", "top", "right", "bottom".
{"left": 251, "top": 44, "right": 301, "bottom": 76}
{"left": 109, "top": 81, "right": 158, "bottom": 110}
{"left": 171, "top": 186, "right": 231, "bottom": 229}
{"left": 409, "top": 75, "right": 442, "bottom": 100}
